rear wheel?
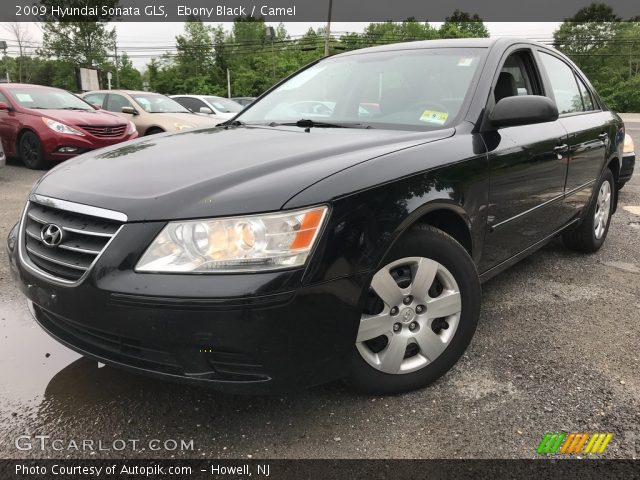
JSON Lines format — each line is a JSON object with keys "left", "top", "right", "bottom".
{"left": 19, "top": 131, "right": 46, "bottom": 169}
{"left": 347, "top": 225, "right": 481, "bottom": 394}
{"left": 562, "top": 169, "right": 614, "bottom": 253}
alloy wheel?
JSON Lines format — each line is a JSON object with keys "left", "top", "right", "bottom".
{"left": 356, "top": 257, "right": 462, "bottom": 375}
{"left": 594, "top": 180, "right": 611, "bottom": 240}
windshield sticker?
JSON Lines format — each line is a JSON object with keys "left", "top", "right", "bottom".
{"left": 420, "top": 110, "right": 449, "bottom": 125}
{"left": 458, "top": 58, "right": 474, "bottom": 67}
{"left": 15, "top": 93, "right": 33, "bottom": 102}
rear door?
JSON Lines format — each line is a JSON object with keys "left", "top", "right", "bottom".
{"left": 480, "top": 47, "right": 570, "bottom": 272}
{"left": 537, "top": 50, "right": 609, "bottom": 217}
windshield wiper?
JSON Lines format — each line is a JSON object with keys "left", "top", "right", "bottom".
{"left": 59, "top": 107, "right": 91, "bottom": 111}
{"left": 277, "top": 119, "right": 371, "bottom": 129}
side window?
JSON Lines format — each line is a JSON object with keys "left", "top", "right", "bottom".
{"left": 0, "top": 92, "right": 9, "bottom": 103}
{"left": 494, "top": 50, "right": 541, "bottom": 104}
{"left": 84, "top": 93, "right": 105, "bottom": 107}
{"left": 575, "top": 76, "right": 595, "bottom": 111}
{"left": 105, "top": 94, "right": 132, "bottom": 113}
{"left": 539, "top": 52, "right": 583, "bottom": 114}
{"left": 178, "top": 97, "right": 206, "bottom": 112}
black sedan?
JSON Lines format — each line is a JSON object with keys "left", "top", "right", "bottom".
{"left": 7, "top": 38, "right": 625, "bottom": 394}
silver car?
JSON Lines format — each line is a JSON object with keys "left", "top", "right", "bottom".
{"left": 170, "top": 95, "right": 243, "bottom": 123}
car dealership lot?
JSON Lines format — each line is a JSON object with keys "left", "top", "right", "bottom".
{"left": 0, "top": 123, "right": 639, "bottom": 460}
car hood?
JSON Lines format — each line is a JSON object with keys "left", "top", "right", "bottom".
{"left": 37, "top": 109, "right": 126, "bottom": 126}
{"left": 146, "top": 112, "right": 217, "bottom": 127}
{"left": 34, "top": 125, "right": 453, "bottom": 221}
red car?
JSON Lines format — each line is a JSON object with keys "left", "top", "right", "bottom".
{"left": 0, "top": 84, "right": 138, "bottom": 169}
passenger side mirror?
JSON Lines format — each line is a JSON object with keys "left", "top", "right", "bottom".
{"left": 199, "top": 107, "right": 213, "bottom": 114}
{"left": 121, "top": 106, "right": 138, "bottom": 115}
{"left": 91, "top": 104, "right": 101, "bottom": 110}
{"left": 0, "top": 101, "right": 12, "bottom": 111}
{"left": 489, "top": 96, "right": 558, "bottom": 128}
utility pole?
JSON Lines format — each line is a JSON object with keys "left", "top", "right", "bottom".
{"left": 227, "top": 68, "right": 231, "bottom": 98}
{"left": 266, "top": 26, "right": 276, "bottom": 82}
{"left": 114, "top": 43, "right": 120, "bottom": 89}
{"left": 324, "top": 0, "right": 333, "bottom": 57}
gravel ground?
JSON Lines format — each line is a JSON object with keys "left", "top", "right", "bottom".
{"left": 0, "top": 124, "right": 638, "bottom": 460}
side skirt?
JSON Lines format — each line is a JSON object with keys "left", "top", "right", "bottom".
{"left": 478, "top": 218, "right": 580, "bottom": 283}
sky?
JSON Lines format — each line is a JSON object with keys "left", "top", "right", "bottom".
{"left": 0, "top": 22, "right": 561, "bottom": 69}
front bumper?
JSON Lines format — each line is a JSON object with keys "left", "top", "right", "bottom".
{"left": 40, "top": 131, "right": 138, "bottom": 162}
{"left": 7, "top": 221, "right": 366, "bottom": 394}
{"left": 620, "top": 152, "right": 635, "bottom": 185}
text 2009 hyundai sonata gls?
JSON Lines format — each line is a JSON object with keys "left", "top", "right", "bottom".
{"left": 7, "top": 38, "right": 625, "bottom": 394}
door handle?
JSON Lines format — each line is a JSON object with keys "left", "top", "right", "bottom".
{"left": 553, "top": 144, "right": 568, "bottom": 155}
{"left": 598, "top": 133, "right": 608, "bottom": 141}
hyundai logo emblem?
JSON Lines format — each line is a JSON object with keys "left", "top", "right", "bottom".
{"left": 41, "top": 224, "right": 63, "bottom": 247}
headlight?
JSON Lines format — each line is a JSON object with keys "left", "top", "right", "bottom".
{"left": 173, "top": 122, "right": 195, "bottom": 131}
{"left": 136, "top": 206, "right": 328, "bottom": 273}
{"left": 623, "top": 133, "right": 635, "bottom": 154}
{"left": 42, "top": 117, "right": 84, "bottom": 136}
{"left": 127, "top": 120, "right": 137, "bottom": 134}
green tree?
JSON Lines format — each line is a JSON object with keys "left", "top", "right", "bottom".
{"left": 553, "top": 3, "right": 640, "bottom": 111}
{"left": 117, "top": 52, "right": 142, "bottom": 89}
{"left": 439, "top": 10, "right": 490, "bottom": 38}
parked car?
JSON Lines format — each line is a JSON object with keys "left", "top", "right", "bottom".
{"left": 8, "top": 38, "right": 626, "bottom": 394}
{"left": 232, "top": 96, "right": 257, "bottom": 107}
{"left": 170, "top": 95, "right": 243, "bottom": 122}
{"left": 619, "top": 132, "right": 635, "bottom": 189}
{"left": 82, "top": 90, "right": 217, "bottom": 135}
{"left": 0, "top": 84, "right": 138, "bottom": 169}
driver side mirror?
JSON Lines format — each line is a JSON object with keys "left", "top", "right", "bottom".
{"left": 199, "top": 107, "right": 213, "bottom": 114}
{"left": 91, "top": 104, "right": 101, "bottom": 110}
{"left": 0, "top": 101, "right": 12, "bottom": 111}
{"left": 489, "top": 95, "right": 558, "bottom": 128}
{"left": 121, "top": 106, "right": 138, "bottom": 115}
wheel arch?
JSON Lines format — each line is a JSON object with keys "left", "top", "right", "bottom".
{"left": 388, "top": 202, "right": 474, "bottom": 260}
{"left": 16, "top": 127, "right": 41, "bottom": 151}
{"left": 606, "top": 156, "right": 620, "bottom": 214}
{"left": 144, "top": 126, "right": 165, "bottom": 136}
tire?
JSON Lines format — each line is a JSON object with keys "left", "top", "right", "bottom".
{"left": 347, "top": 224, "right": 481, "bottom": 394}
{"left": 145, "top": 127, "right": 164, "bottom": 136}
{"left": 562, "top": 168, "right": 615, "bottom": 253}
{"left": 19, "top": 131, "right": 46, "bottom": 169}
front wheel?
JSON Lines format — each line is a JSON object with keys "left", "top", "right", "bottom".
{"left": 562, "top": 168, "right": 614, "bottom": 253}
{"left": 347, "top": 225, "right": 481, "bottom": 394}
{"left": 19, "top": 131, "right": 46, "bottom": 169}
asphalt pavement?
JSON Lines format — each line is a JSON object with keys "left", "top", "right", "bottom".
{"left": 0, "top": 123, "right": 638, "bottom": 459}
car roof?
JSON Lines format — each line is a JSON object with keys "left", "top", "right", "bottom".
{"left": 332, "top": 37, "right": 546, "bottom": 57}
{"left": 1, "top": 83, "right": 65, "bottom": 90}
{"left": 84, "top": 90, "right": 157, "bottom": 95}
{"left": 171, "top": 94, "right": 224, "bottom": 99}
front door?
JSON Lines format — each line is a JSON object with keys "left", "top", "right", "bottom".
{"left": 480, "top": 48, "right": 570, "bottom": 273}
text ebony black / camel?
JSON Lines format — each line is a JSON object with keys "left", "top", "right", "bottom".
{"left": 7, "top": 38, "right": 625, "bottom": 394}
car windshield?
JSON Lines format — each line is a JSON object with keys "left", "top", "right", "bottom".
{"left": 131, "top": 94, "right": 190, "bottom": 113}
{"left": 237, "top": 48, "right": 486, "bottom": 130}
{"left": 204, "top": 97, "right": 243, "bottom": 113}
{"left": 10, "top": 88, "right": 93, "bottom": 110}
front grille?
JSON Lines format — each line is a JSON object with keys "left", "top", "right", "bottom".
{"left": 79, "top": 124, "right": 127, "bottom": 137}
{"left": 23, "top": 201, "right": 122, "bottom": 282}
